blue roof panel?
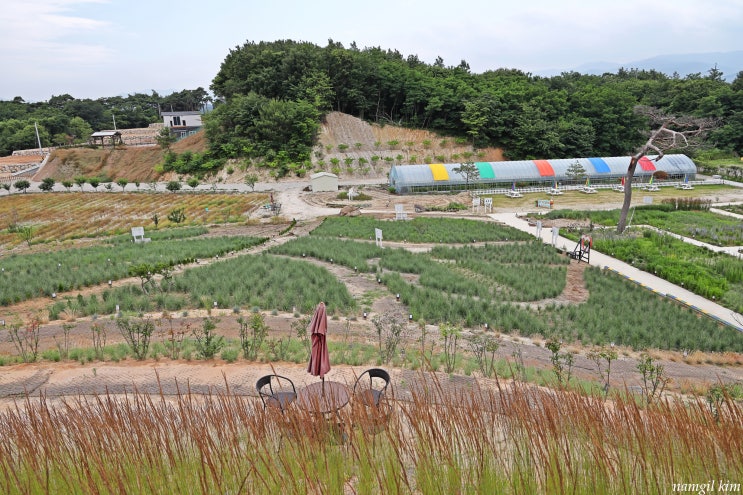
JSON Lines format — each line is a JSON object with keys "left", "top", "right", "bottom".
{"left": 588, "top": 157, "right": 611, "bottom": 173}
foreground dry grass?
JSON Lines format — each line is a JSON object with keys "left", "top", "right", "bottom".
{"left": 0, "top": 373, "right": 740, "bottom": 494}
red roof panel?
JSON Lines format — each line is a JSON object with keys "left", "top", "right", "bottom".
{"left": 533, "top": 160, "right": 555, "bottom": 177}
{"left": 638, "top": 156, "right": 656, "bottom": 172}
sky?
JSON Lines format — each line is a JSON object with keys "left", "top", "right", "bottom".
{"left": 1, "top": 0, "right": 741, "bottom": 102}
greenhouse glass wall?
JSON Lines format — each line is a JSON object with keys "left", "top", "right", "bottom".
{"left": 388, "top": 155, "right": 697, "bottom": 194}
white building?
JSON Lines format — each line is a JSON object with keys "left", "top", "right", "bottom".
{"left": 161, "top": 111, "right": 203, "bottom": 128}
{"left": 310, "top": 172, "right": 339, "bottom": 192}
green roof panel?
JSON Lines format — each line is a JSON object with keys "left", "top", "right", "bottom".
{"left": 476, "top": 162, "right": 495, "bottom": 179}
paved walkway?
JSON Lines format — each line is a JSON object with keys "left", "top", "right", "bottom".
{"left": 0, "top": 361, "right": 492, "bottom": 412}
{"left": 489, "top": 212, "right": 743, "bottom": 332}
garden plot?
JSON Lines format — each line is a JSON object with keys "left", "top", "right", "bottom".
{"left": 0, "top": 192, "right": 268, "bottom": 248}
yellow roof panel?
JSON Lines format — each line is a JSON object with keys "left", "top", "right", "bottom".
{"left": 428, "top": 164, "right": 449, "bottom": 181}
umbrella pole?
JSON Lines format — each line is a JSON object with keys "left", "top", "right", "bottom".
{"left": 322, "top": 376, "right": 325, "bottom": 396}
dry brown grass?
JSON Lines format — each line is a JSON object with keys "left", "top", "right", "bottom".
{"left": 0, "top": 192, "right": 268, "bottom": 249}
{"left": 0, "top": 372, "right": 740, "bottom": 493}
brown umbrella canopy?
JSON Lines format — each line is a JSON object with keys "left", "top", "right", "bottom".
{"left": 307, "top": 302, "right": 330, "bottom": 379}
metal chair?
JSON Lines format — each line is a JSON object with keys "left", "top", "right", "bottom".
{"left": 353, "top": 368, "right": 390, "bottom": 408}
{"left": 256, "top": 374, "right": 297, "bottom": 412}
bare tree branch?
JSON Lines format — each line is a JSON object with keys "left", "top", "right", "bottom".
{"left": 616, "top": 107, "right": 719, "bottom": 233}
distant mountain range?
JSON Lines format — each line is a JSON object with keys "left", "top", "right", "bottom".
{"left": 538, "top": 51, "right": 742, "bottom": 81}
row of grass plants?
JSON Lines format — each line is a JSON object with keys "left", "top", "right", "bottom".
{"left": 263, "top": 234, "right": 743, "bottom": 352}
{"left": 274, "top": 232, "right": 743, "bottom": 352}
{"left": 60, "top": 253, "right": 357, "bottom": 317}
{"left": 310, "top": 216, "right": 533, "bottom": 243}
{"left": 0, "top": 236, "right": 266, "bottom": 305}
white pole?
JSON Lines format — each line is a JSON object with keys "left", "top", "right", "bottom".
{"left": 34, "top": 121, "right": 43, "bottom": 154}
{"left": 112, "top": 114, "right": 117, "bottom": 130}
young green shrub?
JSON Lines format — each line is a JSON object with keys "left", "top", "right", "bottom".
{"left": 468, "top": 332, "right": 501, "bottom": 379}
{"left": 193, "top": 317, "right": 224, "bottom": 359}
{"left": 116, "top": 317, "right": 155, "bottom": 360}
{"left": 7, "top": 315, "right": 42, "bottom": 363}
{"left": 220, "top": 347, "right": 239, "bottom": 363}
{"left": 587, "top": 345, "right": 618, "bottom": 398}
{"left": 545, "top": 339, "right": 574, "bottom": 387}
{"left": 637, "top": 353, "right": 670, "bottom": 405}
{"left": 237, "top": 313, "right": 267, "bottom": 361}
{"left": 440, "top": 323, "right": 461, "bottom": 374}
{"left": 90, "top": 322, "right": 108, "bottom": 360}
{"left": 372, "top": 313, "right": 408, "bottom": 365}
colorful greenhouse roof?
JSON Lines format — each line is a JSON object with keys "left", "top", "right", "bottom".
{"left": 388, "top": 154, "right": 696, "bottom": 191}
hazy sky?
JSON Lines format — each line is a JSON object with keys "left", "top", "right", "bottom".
{"left": 1, "top": 0, "right": 741, "bottom": 102}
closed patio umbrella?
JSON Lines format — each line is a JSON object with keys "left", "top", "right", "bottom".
{"left": 307, "top": 301, "right": 331, "bottom": 394}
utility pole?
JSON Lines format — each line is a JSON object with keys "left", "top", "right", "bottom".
{"left": 34, "top": 121, "right": 44, "bottom": 155}
{"left": 112, "top": 113, "right": 117, "bottom": 130}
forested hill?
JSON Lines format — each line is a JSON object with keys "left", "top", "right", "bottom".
{"left": 2, "top": 39, "right": 741, "bottom": 180}
{"left": 204, "top": 39, "right": 742, "bottom": 174}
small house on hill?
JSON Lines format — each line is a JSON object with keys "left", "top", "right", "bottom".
{"left": 310, "top": 172, "right": 338, "bottom": 192}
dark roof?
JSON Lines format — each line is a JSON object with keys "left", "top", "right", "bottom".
{"left": 161, "top": 111, "right": 202, "bottom": 116}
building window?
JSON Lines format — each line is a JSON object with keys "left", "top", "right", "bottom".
{"left": 172, "top": 116, "right": 182, "bottom": 126}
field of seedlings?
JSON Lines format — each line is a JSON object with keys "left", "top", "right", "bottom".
{"left": 590, "top": 231, "right": 743, "bottom": 313}
{"left": 0, "top": 191, "right": 740, "bottom": 494}
{"left": 269, "top": 218, "right": 743, "bottom": 352}
{"left": 3, "top": 210, "right": 742, "bottom": 357}
{"left": 545, "top": 202, "right": 743, "bottom": 247}
{"left": 0, "top": 233, "right": 265, "bottom": 305}
{"left": 3, "top": 218, "right": 743, "bottom": 352}
{"left": 310, "top": 216, "right": 533, "bottom": 243}
{"left": 0, "top": 192, "right": 268, "bottom": 247}
{"left": 64, "top": 253, "right": 357, "bottom": 317}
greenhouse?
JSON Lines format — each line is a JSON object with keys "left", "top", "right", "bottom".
{"left": 388, "top": 154, "right": 697, "bottom": 194}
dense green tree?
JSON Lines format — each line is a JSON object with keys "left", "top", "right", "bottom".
{"left": 155, "top": 127, "right": 177, "bottom": 151}
{"left": 166, "top": 181, "right": 182, "bottom": 193}
{"left": 14, "top": 179, "right": 30, "bottom": 193}
{"left": 453, "top": 161, "right": 478, "bottom": 190}
{"left": 39, "top": 178, "right": 55, "bottom": 192}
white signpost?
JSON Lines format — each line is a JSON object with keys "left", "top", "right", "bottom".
{"left": 551, "top": 226, "right": 560, "bottom": 247}
{"left": 472, "top": 197, "right": 480, "bottom": 213}
{"left": 483, "top": 197, "right": 493, "bottom": 212}
{"left": 536, "top": 220, "right": 542, "bottom": 239}
{"left": 375, "top": 228, "right": 383, "bottom": 247}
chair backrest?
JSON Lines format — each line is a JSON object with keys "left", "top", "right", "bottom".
{"left": 354, "top": 368, "right": 390, "bottom": 395}
{"left": 256, "top": 374, "right": 296, "bottom": 410}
